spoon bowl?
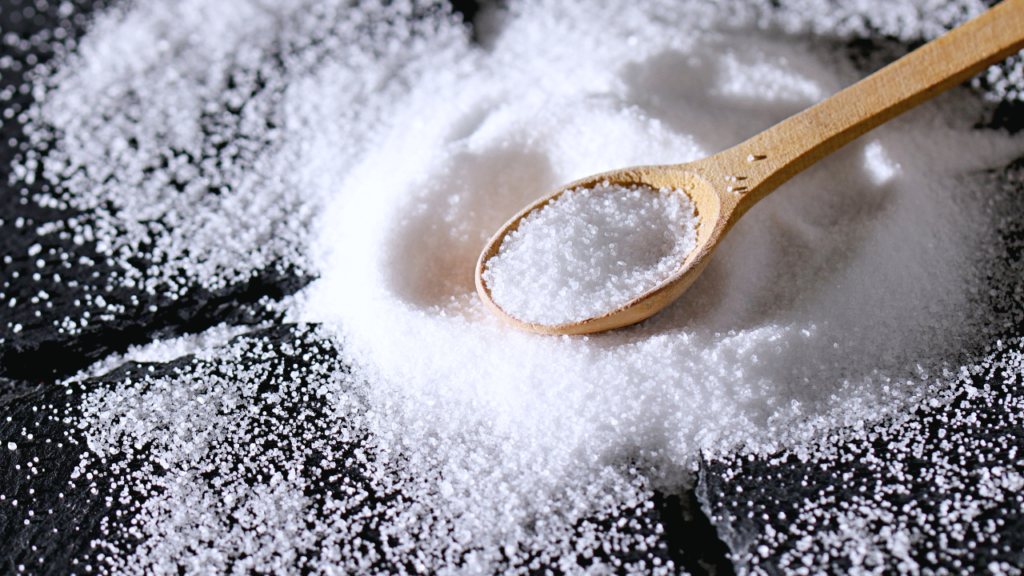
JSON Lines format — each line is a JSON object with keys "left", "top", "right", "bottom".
{"left": 477, "top": 0, "right": 1024, "bottom": 334}
{"left": 476, "top": 165, "right": 724, "bottom": 334}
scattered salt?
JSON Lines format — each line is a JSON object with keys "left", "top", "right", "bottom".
{"left": 482, "top": 183, "right": 698, "bottom": 325}
{"left": 66, "top": 322, "right": 258, "bottom": 383}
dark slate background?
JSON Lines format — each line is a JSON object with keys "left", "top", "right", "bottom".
{"left": 1, "top": 0, "right": 1023, "bottom": 574}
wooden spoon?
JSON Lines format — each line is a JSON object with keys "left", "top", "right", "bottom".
{"left": 476, "top": 0, "right": 1024, "bottom": 335}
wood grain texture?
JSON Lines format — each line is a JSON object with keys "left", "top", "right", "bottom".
{"left": 477, "top": 0, "right": 1024, "bottom": 335}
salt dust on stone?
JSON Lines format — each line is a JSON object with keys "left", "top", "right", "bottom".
{"left": 482, "top": 182, "right": 698, "bottom": 325}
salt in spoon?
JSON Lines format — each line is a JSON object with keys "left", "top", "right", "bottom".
{"left": 476, "top": 0, "right": 1024, "bottom": 335}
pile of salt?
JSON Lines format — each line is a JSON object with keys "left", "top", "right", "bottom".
{"left": 482, "top": 182, "right": 698, "bottom": 325}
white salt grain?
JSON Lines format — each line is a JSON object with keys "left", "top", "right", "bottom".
{"left": 483, "top": 183, "right": 698, "bottom": 325}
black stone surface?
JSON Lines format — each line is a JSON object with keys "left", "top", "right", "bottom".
{"left": 2, "top": 324, "right": 728, "bottom": 575}
{"left": 0, "top": 0, "right": 311, "bottom": 383}
{"left": 700, "top": 346, "right": 1024, "bottom": 574}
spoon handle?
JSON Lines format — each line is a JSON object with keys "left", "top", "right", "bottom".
{"left": 721, "top": 0, "right": 1024, "bottom": 217}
